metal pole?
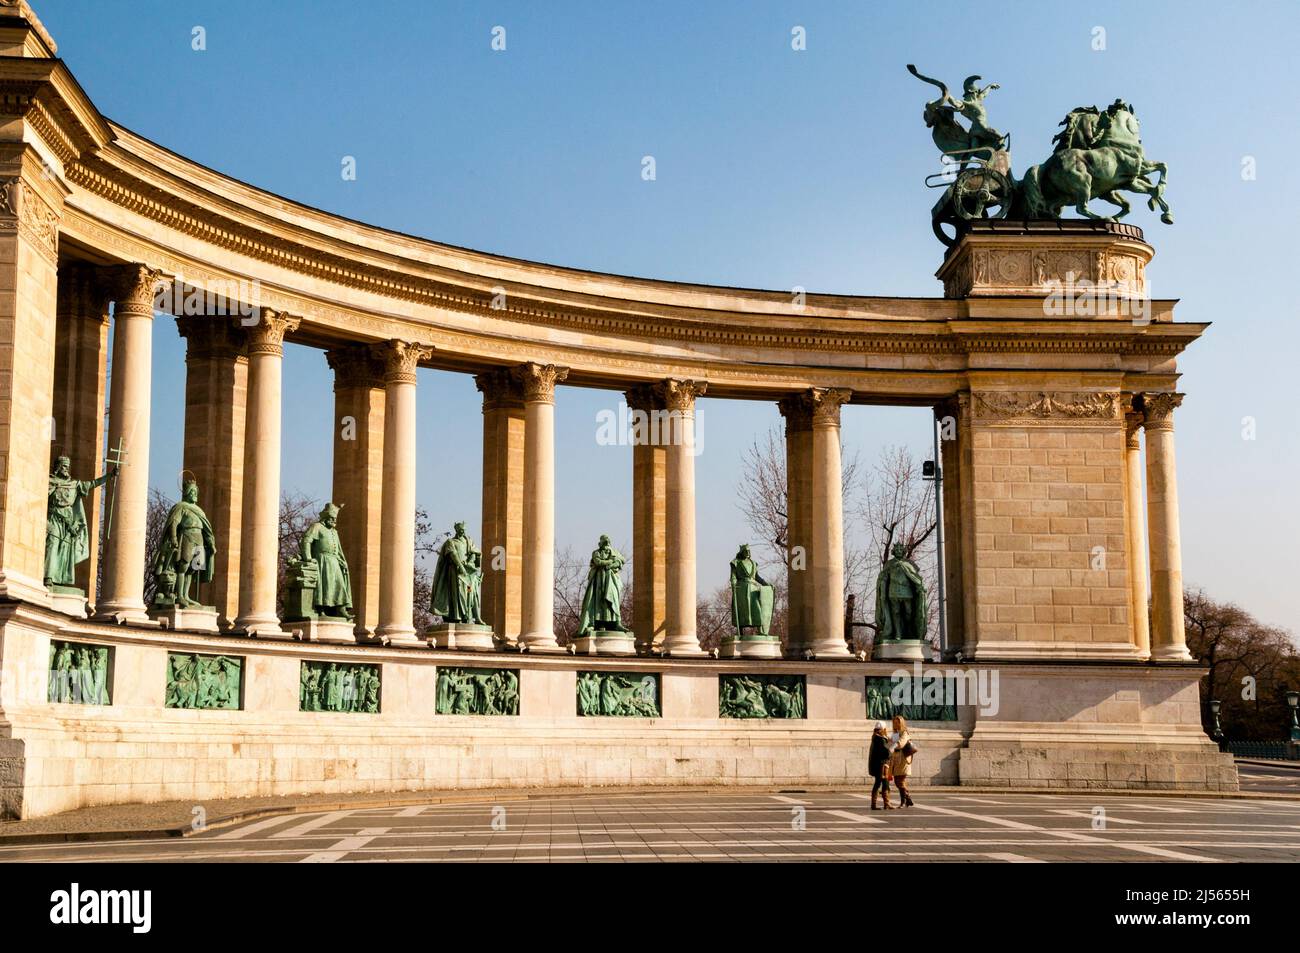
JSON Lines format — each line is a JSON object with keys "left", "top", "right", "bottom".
{"left": 933, "top": 413, "right": 948, "bottom": 659}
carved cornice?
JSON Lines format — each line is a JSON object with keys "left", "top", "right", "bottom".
{"left": 973, "top": 391, "right": 1121, "bottom": 421}
{"left": 475, "top": 367, "right": 525, "bottom": 410}
{"left": 1139, "top": 392, "right": 1183, "bottom": 432}
{"left": 376, "top": 340, "right": 434, "bottom": 385}
{"left": 512, "top": 362, "right": 569, "bottom": 403}
{"left": 326, "top": 344, "right": 386, "bottom": 390}
{"left": 245, "top": 309, "right": 301, "bottom": 357}
{"left": 652, "top": 378, "right": 707, "bottom": 413}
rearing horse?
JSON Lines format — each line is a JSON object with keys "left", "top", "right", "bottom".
{"left": 1020, "top": 101, "right": 1172, "bottom": 224}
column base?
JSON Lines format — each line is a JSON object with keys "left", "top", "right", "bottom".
{"left": 425, "top": 622, "right": 496, "bottom": 651}
{"left": 150, "top": 605, "right": 220, "bottom": 634}
{"left": 872, "top": 639, "right": 930, "bottom": 662}
{"left": 572, "top": 630, "right": 636, "bottom": 656}
{"left": 809, "top": 640, "right": 854, "bottom": 660}
{"left": 1151, "top": 644, "right": 1194, "bottom": 663}
{"left": 287, "top": 618, "right": 360, "bottom": 644}
{"left": 662, "top": 636, "right": 706, "bottom": 657}
{"left": 376, "top": 624, "right": 422, "bottom": 647}
{"left": 91, "top": 600, "right": 153, "bottom": 626}
{"left": 519, "top": 632, "right": 566, "bottom": 654}
{"left": 47, "top": 586, "right": 88, "bottom": 619}
{"left": 720, "top": 634, "right": 782, "bottom": 659}
{"left": 235, "top": 614, "right": 291, "bottom": 640}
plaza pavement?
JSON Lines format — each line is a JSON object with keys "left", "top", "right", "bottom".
{"left": 0, "top": 762, "right": 1297, "bottom": 862}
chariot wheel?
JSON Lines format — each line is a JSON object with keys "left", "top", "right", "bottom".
{"left": 952, "top": 167, "right": 1012, "bottom": 220}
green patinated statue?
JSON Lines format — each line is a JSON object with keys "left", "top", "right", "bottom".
{"left": 1021, "top": 98, "right": 1172, "bottom": 224}
{"left": 151, "top": 478, "right": 216, "bottom": 609}
{"left": 435, "top": 667, "right": 519, "bottom": 715}
{"left": 300, "top": 660, "right": 379, "bottom": 713}
{"left": 576, "top": 535, "right": 628, "bottom": 636}
{"left": 719, "top": 674, "right": 806, "bottom": 719}
{"left": 729, "top": 544, "right": 774, "bottom": 638}
{"left": 299, "top": 503, "right": 352, "bottom": 619}
{"left": 167, "top": 653, "right": 241, "bottom": 709}
{"left": 875, "top": 543, "right": 928, "bottom": 642}
{"left": 45, "top": 455, "right": 116, "bottom": 590}
{"left": 47, "top": 640, "right": 110, "bottom": 705}
{"left": 577, "top": 672, "right": 659, "bottom": 717}
{"left": 908, "top": 65, "right": 1005, "bottom": 163}
{"left": 430, "top": 521, "right": 484, "bottom": 624}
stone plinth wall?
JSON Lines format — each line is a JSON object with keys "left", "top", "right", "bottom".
{"left": 0, "top": 605, "right": 1232, "bottom": 819}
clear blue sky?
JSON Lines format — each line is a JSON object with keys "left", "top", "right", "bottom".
{"left": 38, "top": 0, "right": 1299, "bottom": 630}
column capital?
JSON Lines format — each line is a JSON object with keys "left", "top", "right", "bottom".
{"left": 326, "top": 343, "right": 386, "bottom": 389}
{"left": 56, "top": 262, "right": 111, "bottom": 323}
{"left": 1139, "top": 392, "right": 1183, "bottom": 432}
{"left": 625, "top": 383, "right": 666, "bottom": 413}
{"left": 778, "top": 393, "right": 813, "bottom": 432}
{"left": 805, "top": 387, "right": 852, "bottom": 428}
{"left": 176, "top": 316, "right": 248, "bottom": 361}
{"left": 244, "top": 310, "right": 301, "bottom": 357}
{"left": 374, "top": 339, "right": 434, "bottom": 384}
{"left": 476, "top": 367, "right": 525, "bottom": 410}
{"left": 513, "top": 362, "right": 569, "bottom": 403}
{"left": 1123, "top": 405, "right": 1145, "bottom": 449}
{"left": 652, "top": 378, "right": 707, "bottom": 413}
{"left": 102, "top": 263, "right": 164, "bottom": 316}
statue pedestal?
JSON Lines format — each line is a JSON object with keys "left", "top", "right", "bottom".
{"left": 425, "top": 623, "right": 496, "bottom": 651}
{"left": 289, "top": 618, "right": 357, "bottom": 644}
{"left": 150, "top": 605, "right": 220, "bottom": 634}
{"left": 572, "top": 630, "right": 636, "bottom": 656}
{"left": 47, "top": 586, "right": 87, "bottom": 619}
{"left": 873, "top": 639, "right": 930, "bottom": 662}
{"left": 719, "top": 633, "right": 782, "bottom": 659}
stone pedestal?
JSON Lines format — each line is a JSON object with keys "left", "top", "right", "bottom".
{"left": 150, "top": 605, "right": 220, "bottom": 634}
{"left": 571, "top": 630, "right": 636, "bottom": 656}
{"left": 425, "top": 622, "right": 496, "bottom": 651}
{"left": 719, "top": 634, "right": 782, "bottom": 659}
{"left": 47, "top": 586, "right": 88, "bottom": 619}
{"left": 874, "top": 639, "right": 930, "bottom": 662}
{"left": 290, "top": 618, "right": 357, "bottom": 644}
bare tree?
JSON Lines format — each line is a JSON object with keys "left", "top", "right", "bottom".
{"left": 141, "top": 488, "right": 172, "bottom": 605}
{"left": 1184, "top": 587, "right": 1300, "bottom": 740}
{"left": 276, "top": 491, "right": 321, "bottom": 612}
{"left": 852, "top": 445, "right": 938, "bottom": 654}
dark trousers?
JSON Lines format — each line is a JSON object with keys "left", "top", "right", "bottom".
{"left": 894, "top": 775, "right": 912, "bottom": 802}
{"left": 871, "top": 775, "right": 889, "bottom": 799}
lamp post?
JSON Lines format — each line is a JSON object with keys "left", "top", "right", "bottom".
{"left": 923, "top": 416, "right": 947, "bottom": 660}
{"left": 1287, "top": 690, "right": 1300, "bottom": 742}
{"left": 1208, "top": 698, "right": 1225, "bottom": 752}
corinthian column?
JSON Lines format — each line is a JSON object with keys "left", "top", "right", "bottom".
{"left": 94, "top": 264, "right": 162, "bottom": 624}
{"left": 627, "top": 384, "right": 668, "bottom": 655}
{"left": 375, "top": 340, "right": 433, "bottom": 644}
{"left": 778, "top": 394, "right": 813, "bottom": 657}
{"left": 476, "top": 368, "right": 525, "bottom": 646}
{"left": 178, "top": 317, "right": 248, "bottom": 628}
{"left": 808, "top": 387, "right": 852, "bottom": 659}
{"left": 234, "top": 310, "right": 300, "bottom": 636}
{"left": 655, "top": 378, "right": 707, "bottom": 657}
{"left": 1124, "top": 405, "right": 1151, "bottom": 659}
{"left": 513, "top": 362, "right": 568, "bottom": 652}
{"left": 327, "top": 345, "right": 386, "bottom": 639}
{"left": 1141, "top": 392, "right": 1191, "bottom": 662}
{"left": 54, "top": 265, "right": 110, "bottom": 603}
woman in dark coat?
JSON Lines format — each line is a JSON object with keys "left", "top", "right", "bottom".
{"left": 869, "top": 721, "right": 894, "bottom": 810}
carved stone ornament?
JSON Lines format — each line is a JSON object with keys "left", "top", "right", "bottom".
{"left": 973, "top": 391, "right": 1121, "bottom": 420}
{"left": 511, "top": 362, "right": 569, "bottom": 403}
{"left": 375, "top": 339, "right": 434, "bottom": 384}
{"left": 652, "top": 378, "right": 708, "bottom": 413}
{"left": 1139, "top": 392, "right": 1183, "bottom": 431}
{"left": 244, "top": 309, "right": 301, "bottom": 356}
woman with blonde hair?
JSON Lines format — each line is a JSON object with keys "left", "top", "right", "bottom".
{"left": 889, "top": 715, "right": 917, "bottom": 807}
